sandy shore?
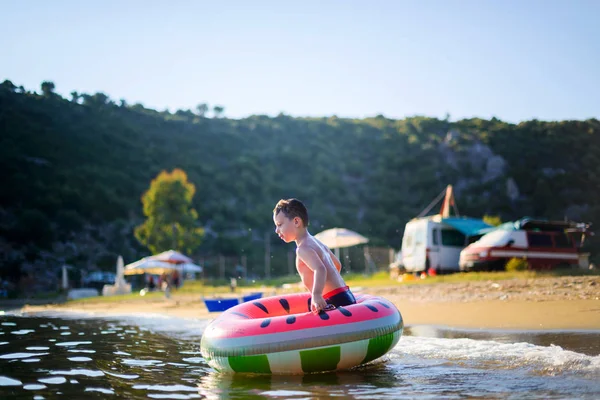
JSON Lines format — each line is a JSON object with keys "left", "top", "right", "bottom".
{"left": 17, "top": 276, "right": 600, "bottom": 331}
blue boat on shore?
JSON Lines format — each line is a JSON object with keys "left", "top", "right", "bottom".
{"left": 202, "top": 292, "right": 263, "bottom": 312}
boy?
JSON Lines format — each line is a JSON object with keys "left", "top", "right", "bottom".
{"left": 273, "top": 198, "right": 356, "bottom": 313}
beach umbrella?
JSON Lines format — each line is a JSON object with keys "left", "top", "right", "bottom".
{"left": 314, "top": 228, "right": 370, "bottom": 259}
{"left": 178, "top": 262, "right": 203, "bottom": 273}
{"left": 123, "top": 258, "right": 179, "bottom": 276}
{"left": 314, "top": 228, "right": 369, "bottom": 249}
{"left": 147, "top": 250, "right": 193, "bottom": 264}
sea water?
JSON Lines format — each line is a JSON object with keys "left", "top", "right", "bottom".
{"left": 0, "top": 311, "right": 599, "bottom": 399}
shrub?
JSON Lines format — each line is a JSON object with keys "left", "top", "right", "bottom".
{"left": 505, "top": 257, "right": 530, "bottom": 272}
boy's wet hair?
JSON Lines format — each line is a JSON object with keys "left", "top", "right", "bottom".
{"left": 273, "top": 198, "right": 309, "bottom": 227}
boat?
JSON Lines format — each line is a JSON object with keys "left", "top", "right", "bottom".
{"left": 200, "top": 292, "right": 403, "bottom": 374}
{"left": 203, "top": 292, "right": 264, "bottom": 312}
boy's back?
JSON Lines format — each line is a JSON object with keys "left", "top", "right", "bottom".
{"left": 296, "top": 236, "right": 346, "bottom": 295}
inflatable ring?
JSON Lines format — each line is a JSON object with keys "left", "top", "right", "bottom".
{"left": 200, "top": 292, "right": 403, "bottom": 374}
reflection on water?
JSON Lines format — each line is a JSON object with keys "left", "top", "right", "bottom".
{"left": 0, "top": 314, "right": 599, "bottom": 399}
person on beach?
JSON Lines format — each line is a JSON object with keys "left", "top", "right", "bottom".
{"left": 273, "top": 198, "right": 356, "bottom": 313}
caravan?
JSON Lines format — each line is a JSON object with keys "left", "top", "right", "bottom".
{"left": 459, "top": 218, "right": 592, "bottom": 271}
{"left": 401, "top": 215, "right": 491, "bottom": 274}
{"left": 400, "top": 186, "right": 491, "bottom": 274}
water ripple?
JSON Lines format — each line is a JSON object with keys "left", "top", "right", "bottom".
{"left": 104, "top": 371, "right": 140, "bottom": 379}
{"left": 38, "top": 376, "right": 67, "bottom": 384}
{"left": 132, "top": 384, "right": 199, "bottom": 392}
{"left": 55, "top": 341, "right": 92, "bottom": 347}
{"left": 0, "top": 376, "right": 22, "bottom": 386}
{"left": 67, "top": 356, "right": 92, "bottom": 362}
{"left": 122, "top": 359, "right": 163, "bottom": 366}
{"left": 23, "top": 384, "right": 47, "bottom": 390}
{"left": 0, "top": 352, "right": 48, "bottom": 359}
{"left": 11, "top": 329, "right": 35, "bottom": 335}
{"left": 85, "top": 387, "right": 115, "bottom": 394}
{"left": 50, "top": 369, "right": 105, "bottom": 377}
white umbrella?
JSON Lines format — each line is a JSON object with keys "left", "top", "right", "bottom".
{"left": 178, "top": 262, "right": 203, "bottom": 273}
{"left": 314, "top": 228, "right": 369, "bottom": 249}
{"left": 115, "top": 255, "right": 125, "bottom": 285}
{"left": 147, "top": 250, "right": 193, "bottom": 264}
{"left": 123, "top": 258, "right": 179, "bottom": 276}
{"left": 314, "top": 228, "right": 369, "bottom": 259}
{"left": 61, "top": 265, "right": 69, "bottom": 290}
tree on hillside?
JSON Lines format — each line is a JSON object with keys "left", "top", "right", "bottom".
{"left": 1, "top": 80, "right": 16, "bottom": 92}
{"left": 213, "top": 105, "right": 224, "bottom": 118}
{"left": 134, "top": 169, "right": 205, "bottom": 255}
{"left": 82, "top": 92, "right": 111, "bottom": 107}
{"left": 41, "top": 81, "right": 55, "bottom": 96}
{"left": 196, "top": 103, "right": 209, "bottom": 117}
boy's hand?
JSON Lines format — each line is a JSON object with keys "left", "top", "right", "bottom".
{"left": 311, "top": 294, "right": 328, "bottom": 314}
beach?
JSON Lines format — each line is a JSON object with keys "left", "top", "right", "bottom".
{"left": 18, "top": 276, "right": 600, "bottom": 331}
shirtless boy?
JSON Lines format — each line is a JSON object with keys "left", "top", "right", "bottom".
{"left": 273, "top": 198, "right": 356, "bottom": 313}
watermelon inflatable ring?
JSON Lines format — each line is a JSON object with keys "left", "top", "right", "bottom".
{"left": 200, "top": 292, "right": 403, "bottom": 374}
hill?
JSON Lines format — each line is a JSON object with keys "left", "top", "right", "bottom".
{"left": 1, "top": 80, "right": 598, "bottom": 292}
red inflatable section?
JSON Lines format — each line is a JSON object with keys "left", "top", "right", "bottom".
{"left": 210, "top": 292, "right": 396, "bottom": 339}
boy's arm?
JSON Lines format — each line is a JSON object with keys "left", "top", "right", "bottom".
{"left": 297, "top": 246, "right": 328, "bottom": 313}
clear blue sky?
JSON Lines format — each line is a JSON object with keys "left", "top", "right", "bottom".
{"left": 2, "top": 0, "right": 599, "bottom": 122}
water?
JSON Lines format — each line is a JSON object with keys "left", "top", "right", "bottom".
{"left": 1, "top": 312, "right": 599, "bottom": 399}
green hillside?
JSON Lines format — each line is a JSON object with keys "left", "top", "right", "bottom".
{"left": 1, "top": 80, "right": 598, "bottom": 291}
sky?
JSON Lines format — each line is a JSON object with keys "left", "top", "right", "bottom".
{"left": 2, "top": 0, "right": 599, "bottom": 122}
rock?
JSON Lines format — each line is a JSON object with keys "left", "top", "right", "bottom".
{"left": 483, "top": 155, "right": 507, "bottom": 182}
{"left": 506, "top": 178, "right": 520, "bottom": 201}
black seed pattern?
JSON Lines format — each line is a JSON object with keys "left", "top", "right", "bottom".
{"left": 286, "top": 316, "right": 296, "bottom": 324}
{"left": 230, "top": 312, "right": 250, "bottom": 319}
{"left": 365, "top": 304, "right": 379, "bottom": 312}
{"left": 307, "top": 298, "right": 312, "bottom": 312}
{"left": 318, "top": 311, "right": 330, "bottom": 320}
{"left": 337, "top": 307, "right": 352, "bottom": 317}
{"left": 377, "top": 301, "right": 391, "bottom": 309}
{"left": 279, "top": 298, "right": 290, "bottom": 313}
{"left": 253, "top": 302, "right": 268, "bottom": 314}
{"left": 260, "top": 319, "right": 271, "bottom": 328}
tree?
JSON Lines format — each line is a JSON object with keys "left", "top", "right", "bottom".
{"left": 81, "top": 92, "right": 111, "bottom": 107}
{"left": 41, "top": 81, "right": 55, "bottom": 96}
{"left": 134, "top": 169, "right": 204, "bottom": 255}
{"left": 175, "top": 109, "right": 195, "bottom": 119}
{"left": 483, "top": 215, "right": 502, "bottom": 226}
{"left": 213, "top": 105, "right": 224, "bottom": 118}
{"left": 196, "top": 103, "right": 209, "bottom": 117}
{"left": 1, "top": 80, "right": 16, "bottom": 92}
{"left": 70, "top": 91, "right": 80, "bottom": 103}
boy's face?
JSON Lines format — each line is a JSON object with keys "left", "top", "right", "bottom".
{"left": 273, "top": 211, "right": 299, "bottom": 243}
